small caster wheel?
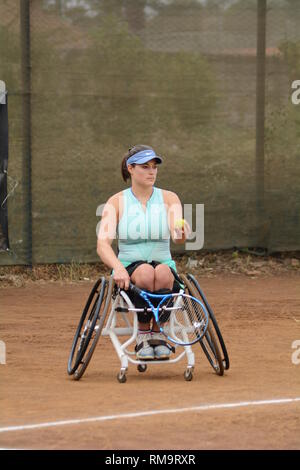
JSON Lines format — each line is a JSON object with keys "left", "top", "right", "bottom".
{"left": 184, "top": 369, "right": 193, "bottom": 381}
{"left": 137, "top": 364, "right": 147, "bottom": 373}
{"left": 117, "top": 371, "right": 127, "bottom": 383}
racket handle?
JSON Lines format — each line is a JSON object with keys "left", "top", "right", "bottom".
{"left": 128, "top": 282, "right": 141, "bottom": 296}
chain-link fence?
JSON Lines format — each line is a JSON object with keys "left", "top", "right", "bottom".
{"left": 0, "top": 0, "right": 299, "bottom": 265}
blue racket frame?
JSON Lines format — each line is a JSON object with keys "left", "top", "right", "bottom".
{"left": 128, "top": 283, "right": 209, "bottom": 346}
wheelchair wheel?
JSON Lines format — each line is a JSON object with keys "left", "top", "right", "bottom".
{"left": 67, "top": 276, "right": 110, "bottom": 377}
{"left": 198, "top": 324, "right": 224, "bottom": 376}
{"left": 180, "top": 274, "right": 225, "bottom": 376}
{"left": 186, "top": 273, "right": 230, "bottom": 370}
{"left": 73, "top": 277, "right": 115, "bottom": 381}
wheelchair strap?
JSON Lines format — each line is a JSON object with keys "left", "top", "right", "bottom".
{"left": 135, "top": 341, "right": 147, "bottom": 353}
{"left": 135, "top": 338, "right": 175, "bottom": 354}
{"left": 149, "top": 339, "right": 175, "bottom": 353}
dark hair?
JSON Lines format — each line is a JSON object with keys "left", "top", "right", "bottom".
{"left": 121, "top": 144, "right": 154, "bottom": 182}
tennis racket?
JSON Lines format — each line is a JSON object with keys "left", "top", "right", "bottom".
{"left": 127, "top": 282, "right": 209, "bottom": 346}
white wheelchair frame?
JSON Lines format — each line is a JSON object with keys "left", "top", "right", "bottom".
{"left": 68, "top": 273, "right": 228, "bottom": 382}
{"left": 102, "top": 281, "right": 196, "bottom": 382}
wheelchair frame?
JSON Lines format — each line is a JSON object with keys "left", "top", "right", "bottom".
{"left": 67, "top": 273, "right": 229, "bottom": 383}
{"left": 103, "top": 282, "right": 196, "bottom": 382}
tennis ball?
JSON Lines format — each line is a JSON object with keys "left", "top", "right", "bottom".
{"left": 175, "top": 219, "right": 185, "bottom": 229}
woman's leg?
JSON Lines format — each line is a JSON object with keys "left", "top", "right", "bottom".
{"left": 130, "top": 262, "right": 175, "bottom": 359}
{"left": 152, "top": 264, "right": 174, "bottom": 331}
{"left": 130, "top": 263, "right": 155, "bottom": 331}
{"left": 151, "top": 264, "right": 175, "bottom": 359}
{"left": 130, "top": 264, "right": 156, "bottom": 359}
{"left": 154, "top": 263, "right": 174, "bottom": 291}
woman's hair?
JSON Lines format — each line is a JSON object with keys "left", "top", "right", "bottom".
{"left": 121, "top": 144, "right": 154, "bottom": 182}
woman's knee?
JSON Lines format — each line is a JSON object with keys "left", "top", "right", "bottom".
{"left": 131, "top": 264, "right": 155, "bottom": 290}
{"left": 154, "top": 264, "right": 174, "bottom": 289}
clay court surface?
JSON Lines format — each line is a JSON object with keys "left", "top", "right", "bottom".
{"left": 1, "top": 273, "right": 300, "bottom": 450}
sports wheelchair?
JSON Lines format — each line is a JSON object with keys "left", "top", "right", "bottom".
{"left": 67, "top": 272, "right": 229, "bottom": 383}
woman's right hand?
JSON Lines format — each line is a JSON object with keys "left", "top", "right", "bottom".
{"left": 113, "top": 265, "right": 130, "bottom": 290}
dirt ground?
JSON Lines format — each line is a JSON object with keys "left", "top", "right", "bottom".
{"left": 0, "top": 272, "right": 300, "bottom": 450}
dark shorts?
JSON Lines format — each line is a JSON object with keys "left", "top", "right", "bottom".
{"left": 124, "top": 260, "right": 184, "bottom": 324}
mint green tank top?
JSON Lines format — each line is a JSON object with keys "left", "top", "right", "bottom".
{"left": 117, "top": 186, "right": 177, "bottom": 272}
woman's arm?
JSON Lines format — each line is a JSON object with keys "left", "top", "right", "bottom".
{"left": 97, "top": 195, "right": 120, "bottom": 269}
{"left": 97, "top": 194, "right": 130, "bottom": 289}
{"left": 165, "top": 191, "right": 191, "bottom": 245}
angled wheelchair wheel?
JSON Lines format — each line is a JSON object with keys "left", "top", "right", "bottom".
{"left": 180, "top": 274, "right": 225, "bottom": 376}
{"left": 72, "top": 277, "right": 115, "bottom": 381}
{"left": 67, "top": 276, "right": 111, "bottom": 377}
{"left": 198, "top": 324, "right": 224, "bottom": 376}
{"left": 186, "top": 273, "right": 230, "bottom": 370}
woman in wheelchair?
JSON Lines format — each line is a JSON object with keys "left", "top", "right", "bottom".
{"left": 97, "top": 145, "right": 191, "bottom": 361}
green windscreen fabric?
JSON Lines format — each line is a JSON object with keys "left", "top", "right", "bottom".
{"left": 0, "top": 0, "right": 299, "bottom": 265}
{"left": 0, "top": 82, "right": 9, "bottom": 251}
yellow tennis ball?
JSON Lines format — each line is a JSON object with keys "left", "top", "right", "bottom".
{"left": 175, "top": 219, "right": 185, "bottom": 229}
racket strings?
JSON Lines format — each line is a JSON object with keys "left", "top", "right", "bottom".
{"left": 159, "top": 294, "right": 207, "bottom": 344}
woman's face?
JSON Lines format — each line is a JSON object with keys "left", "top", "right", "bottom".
{"left": 128, "top": 159, "right": 158, "bottom": 186}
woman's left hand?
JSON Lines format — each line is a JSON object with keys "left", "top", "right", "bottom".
{"left": 174, "top": 220, "right": 191, "bottom": 242}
